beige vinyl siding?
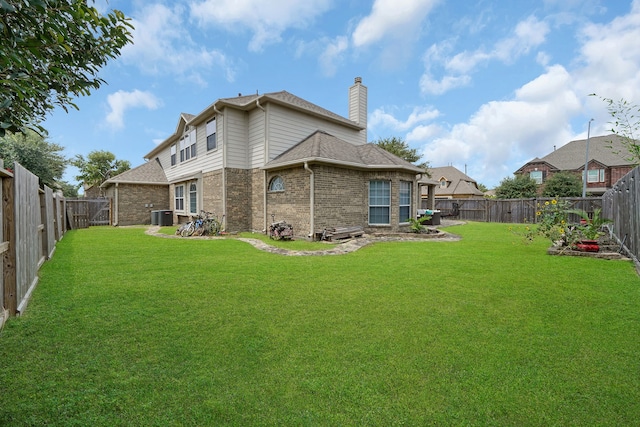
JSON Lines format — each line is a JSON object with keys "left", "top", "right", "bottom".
{"left": 248, "top": 108, "right": 265, "bottom": 168}
{"left": 267, "top": 104, "right": 364, "bottom": 161}
{"left": 225, "top": 109, "right": 250, "bottom": 169}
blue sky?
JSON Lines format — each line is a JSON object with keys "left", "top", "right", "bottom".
{"left": 44, "top": 0, "right": 640, "bottom": 189}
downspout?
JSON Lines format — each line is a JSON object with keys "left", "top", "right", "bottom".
{"left": 304, "top": 162, "right": 315, "bottom": 238}
{"left": 219, "top": 105, "right": 228, "bottom": 229}
{"left": 256, "top": 98, "right": 268, "bottom": 232}
{"left": 114, "top": 182, "right": 119, "bottom": 226}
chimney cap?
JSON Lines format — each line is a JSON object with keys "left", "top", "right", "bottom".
{"left": 354, "top": 76, "right": 362, "bottom": 84}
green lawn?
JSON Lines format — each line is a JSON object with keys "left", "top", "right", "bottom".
{"left": 1, "top": 222, "right": 639, "bottom": 426}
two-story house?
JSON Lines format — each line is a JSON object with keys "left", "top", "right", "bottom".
{"left": 133, "top": 77, "right": 428, "bottom": 238}
{"left": 423, "top": 166, "right": 485, "bottom": 199}
{"left": 514, "top": 134, "right": 635, "bottom": 195}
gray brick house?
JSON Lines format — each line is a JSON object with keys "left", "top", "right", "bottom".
{"left": 113, "top": 77, "right": 432, "bottom": 237}
{"left": 100, "top": 160, "right": 169, "bottom": 226}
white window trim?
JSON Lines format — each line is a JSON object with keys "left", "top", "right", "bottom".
{"left": 530, "top": 170, "right": 543, "bottom": 184}
{"left": 175, "top": 185, "right": 185, "bottom": 213}
{"left": 189, "top": 182, "right": 197, "bottom": 214}
{"left": 206, "top": 118, "right": 217, "bottom": 151}
{"left": 368, "top": 180, "right": 391, "bottom": 225}
{"left": 399, "top": 181, "right": 412, "bottom": 224}
{"left": 268, "top": 176, "right": 285, "bottom": 192}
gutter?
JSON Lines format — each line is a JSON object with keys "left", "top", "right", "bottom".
{"left": 113, "top": 182, "right": 119, "bottom": 226}
{"left": 304, "top": 162, "right": 315, "bottom": 238}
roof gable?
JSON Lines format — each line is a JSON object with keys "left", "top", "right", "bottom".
{"left": 101, "top": 159, "right": 168, "bottom": 187}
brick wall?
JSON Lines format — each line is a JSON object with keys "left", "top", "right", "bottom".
{"left": 201, "top": 170, "right": 224, "bottom": 225}
{"left": 116, "top": 184, "right": 169, "bottom": 226}
{"left": 266, "top": 167, "right": 311, "bottom": 237}
{"left": 225, "top": 168, "right": 251, "bottom": 232}
{"left": 250, "top": 169, "right": 265, "bottom": 232}
{"left": 266, "top": 165, "right": 418, "bottom": 238}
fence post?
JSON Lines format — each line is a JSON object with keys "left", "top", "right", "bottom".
{"left": 2, "top": 174, "right": 16, "bottom": 315}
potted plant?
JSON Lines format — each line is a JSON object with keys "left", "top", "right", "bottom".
{"left": 567, "top": 208, "right": 613, "bottom": 252}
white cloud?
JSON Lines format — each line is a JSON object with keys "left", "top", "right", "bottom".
{"left": 419, "top": 65, "right": 580, "bottom": 186}
{"left": 105, "top": 90, "right": 162, "bottom": 130}
{"left": 419, "top": 73, "right": 471, "bottom": 95}
{"left": 318, "top": 36, "right": 349, "bottom": 76}
{"left": 348, "top": 0, "right": 441, "bottom": 68}
{"left": 421, "top": 15, "right": 550, "bottom": 96}
{"left": 189, "top": 0, "right": 334, "bottom": 52}
{"left": 573, "top": 0, "right": 640, "bottom": 103}
{"left": 121, "top": 3, "right": 236, "bottom": 83}
{"left": 369, "top": 106, "right": 440, "bottom": 131}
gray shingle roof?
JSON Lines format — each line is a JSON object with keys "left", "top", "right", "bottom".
{"left": 517, "top": 134, "right": 634, "bottom": 172}
{"left": 101, "top": 159, "right": 168, "bottom": 187}
{"left": 263, "top": 130, "right": 424, "bottom": 173}
{"left": 430, "top": 165, "right": 484, "bottom": 196}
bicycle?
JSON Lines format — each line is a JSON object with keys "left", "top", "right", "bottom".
{"left": 176, "top": 211, "right": 223, "bottom": 237}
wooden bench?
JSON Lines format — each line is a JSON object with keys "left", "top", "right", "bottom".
{"left": 318, "top": 226, "right": 364, "bottom": 241}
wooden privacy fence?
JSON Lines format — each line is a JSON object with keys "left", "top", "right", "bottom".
{"left": 66, "top": 198, "right": 111, "bottom": 229}
{"left": 603, "top": 166, "right": 640, "bottom": 266}
{"left": 1, "top": 162, "right": 66, "bottom": 327}
{"left": 432, "top": 197, "right": 603, "bottom": 224}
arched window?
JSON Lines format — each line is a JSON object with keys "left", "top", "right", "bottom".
{"left": 268, "top": 176, "right": 285, "bottom": 192}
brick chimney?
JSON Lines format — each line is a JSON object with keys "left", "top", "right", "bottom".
{"left": 349, "top": 76, "right": 367, "bottom": 145}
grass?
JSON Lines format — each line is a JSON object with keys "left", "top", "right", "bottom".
{"left": 1, "top": 222, "right": 639, "bottom": 426}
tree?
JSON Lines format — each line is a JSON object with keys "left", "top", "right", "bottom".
{"left": 494, "top": 174, "right": 537, "bottom": 199}
{"left": 592, "top": 95, "right": 640, "bottom": 164}
{"left": 0, "top": 0, "right": 133, "bottom": 136}
{"left": 477, "top": 182, "right": 489, "bottom": 193}
{"left": 72, "top": 150, "right": 131, "bottom": 188}
{"left": 373, "top": 137, "right": 431, "bottom": 172}
{"left": 58, "top": 181, "right": 80, "bottom": 198}
{"left": 0, "top": 129, "right": 67, "bottom": 188}
{"left": 541, "top": 172, "right": 582, "bottom": 197}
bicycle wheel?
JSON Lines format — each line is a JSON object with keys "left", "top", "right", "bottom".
{"left": 181, "top": 222, "right": 195, "bottom": 237}
{"left": 207, "top": 219, "right": 220, "bottom": 236}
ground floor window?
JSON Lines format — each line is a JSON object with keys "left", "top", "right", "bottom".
{"left": 175, "top": 185, "right": 184, "bottom": 211}
{"left": 587, "top": 169, "right": 605, "bottom": 183}
{"left": 399, "top": 181, "right": 412, "bottom": 222}
{"left": 530, "top": 170, "right": 543, "bottom": 184}
{"left": 369, "top": 180, "right": 390, "bottom": 225}
{"left": 189, "top": 182, "right": 197, "bottom": 214}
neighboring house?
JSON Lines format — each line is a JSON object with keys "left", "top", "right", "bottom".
{"left": 423, "top": 166, "right": 485, "bottom": 199}
{"left": 514, "top": 134, "right": 635, "bottom": 196}
{"left": 140, "top": 77, "right": 432, "bottom": 238}
{"left": 100, "top": 159, "right": 169, "bottom": 226}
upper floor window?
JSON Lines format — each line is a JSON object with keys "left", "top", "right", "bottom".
{"left": 188, "top": 129, "right": 196, "bottom": 159}
{"left": 180, "top": 137, "right": 187, "bottom": 162}
{"left": 369, "top": 180, "right": 390, "bottom": 225}
{"left": 207, "top": 118, "right": 217, "bottom": 151}
{"left": 170, "top": 144, "right": 177, "bottom": 166}
{"left": 439, "top": 179, "right": 447, "bottom": 188}
{"left": 399, "top": 181, "right": 412, "bottom": 223}
{"left": 587, "top": 169, "right": 605, "bottom": 183}
{"left": 268, "top": 176, "right": 284, "bottom": 192}
{"left": 530, "top": 170, "right": 543, "bottom": 184}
